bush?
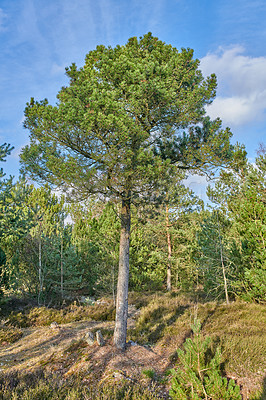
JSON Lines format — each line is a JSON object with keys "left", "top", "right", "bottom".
{"left": 169, "top": 320, "right": 241, "bottom": 400}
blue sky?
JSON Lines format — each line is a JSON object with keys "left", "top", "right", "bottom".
{"left": 0, "top": 0, "right": 266, "bottom": 186}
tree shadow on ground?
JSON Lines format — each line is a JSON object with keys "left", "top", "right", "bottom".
{"left": 258, "top": 376, "right": 266, "bottom": 400}
{"left": 0, "top": 320, "right": 113, "bottom": 370}
{"left": 131, "top": 304, "right": 190, "bottom": 345}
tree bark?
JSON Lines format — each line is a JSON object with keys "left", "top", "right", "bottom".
{"left": 60, "top": 236, "right": 64, "bottom": 299}
{"left": 113, "top": 197, "right": 131, "bottom": 350}
{"left": 38, "top": 235, "right": 43, "bottom": 306}
{"left": 216, "top": 212, "right": 229, "bottom": 305}
{"left": 166, "top": 204, "right": 172, "bottom": 291}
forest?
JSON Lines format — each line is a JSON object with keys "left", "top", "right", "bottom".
{"left": 0, "top": 34, "right": 265, "bottom": 399}
{"left": 1, "top": 143, "right": 265, "bottom": 306}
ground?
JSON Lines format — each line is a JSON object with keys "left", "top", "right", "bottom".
{"left": 0, "top": 305, "right": 171, "bottom": 398}
{"left": 0, "top": 294, "right": 265, "bottom": 399}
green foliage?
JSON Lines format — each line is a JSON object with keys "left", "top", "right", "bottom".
{"left": 0, "top": 145, "right": 33, "bottom": 295}
{"left": 129, "top": 186, "right": 203, "bottom": 291}
{"left": 207, "top": 153, "right": 266, "bottom": 302}
{"left": 196, "top": 211, "right": 233, "bottom": 300}
{"left": 20, "top": 33, "right": 230, "bottom": 202}
{"left": 0, "top": 143, "right": 13, "bottom": 181}
{"left": 6, "top": 184, "right": 89, "bottom": 302}
{"left": 169, "top": 320, "right": 241, "bottom": 400}
{"left": 0, "top": 247, "right": 7, "bottom": 295}
{"left": 142, "top": 369, "right": 157, "bottom": 380}
{"left": 70, "top": 200, "right": 120, "bottom": 296}
{"left": 0, "top": 177, "right": 33, "bottom": 249}
{"left": 129, "top": 215, "right": 166, "bottom": 290}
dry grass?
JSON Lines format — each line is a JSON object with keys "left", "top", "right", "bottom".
{"left": 0, "top": 368, "right": 161, "bottom": 399}
{"left": 6, "top": 299, "right": 116, "bottom": 328}
{"left": 0, "top": 327, "right": 23, "bottom": 345}
{"left": 128, "top": 294, "right": 266, "bottom": 399}
{"left": 128, "top": 292, "right": 194, "bottom": 345}
{"left": 0, "top": 292, "right": 265, "bottom": 399}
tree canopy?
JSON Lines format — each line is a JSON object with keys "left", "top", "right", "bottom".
{"left": 20, "top": 33, "right": 232, "bottom": 200}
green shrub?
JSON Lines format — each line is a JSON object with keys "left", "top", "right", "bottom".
{"left": 169, "top": 320, "right": 241, "bottom": 400}
{"left": 142, "top": 369, "right": 156, "bottom": 380}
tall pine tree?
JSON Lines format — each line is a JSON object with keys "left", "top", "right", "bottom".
{"left": 20, "top": 34, "right": 234, "bottom": 349}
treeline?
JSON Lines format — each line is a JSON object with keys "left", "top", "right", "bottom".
{"left": 0, "top": 143, "right": 265, "bottom": 304}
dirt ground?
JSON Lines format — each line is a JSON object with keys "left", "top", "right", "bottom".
{"left": 0, "top": 306, "right": 173, "bottom": 398}
{"left": 0, "top": 305, "right": 264, "bottom": 399}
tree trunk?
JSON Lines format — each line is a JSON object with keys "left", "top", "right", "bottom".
{"left": 38, "top": 235, "right": 43, "bottom": 306}
{"left": 113, "top": 197, "right": 131, "bottom": 350}
{"left": 221, "top": 255, "right": 229, "bottom": 305}
{"left": 112, "top": 262, "right": 116, "bottom": 307}
{"left": 60, "top": 236, "right": 64, "bottom": 299}
{"left": 166, "top": 204, "right": 172, "bottom": 291}
{"left": 216, "top": 212, "right": 229, "bottom": 305}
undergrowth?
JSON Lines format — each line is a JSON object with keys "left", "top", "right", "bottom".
{"left": 170, "top": 320, "right": 242, "bottom": 399}
{"left": 0, "top": 292, "right": 265, "bottom": 398}
{"left": 128, "top": 293, "right": 266, "bottom": 398}
{"left": 0, "top": 369, "right": 160, "bottom": 399}
{"left": 4, "top": 299, "right": 116, "bottom": 328}
{"left": 0, "top": 327, "right": 23, "bottom": 345}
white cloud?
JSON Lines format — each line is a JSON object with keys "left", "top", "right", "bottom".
{"left": 200, "top": 46, "right": 266, "bottom": 126}
{"left": 183, "top": 174, "right": 209, "bottom": 202}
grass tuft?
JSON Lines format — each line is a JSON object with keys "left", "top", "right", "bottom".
{"left": 6, "top": 299, "right": 116, "bottom": 328}
{"left": 0, "top": 327, "right": 23, "bottom": 345}
{"left": 0, "top": 369, "right": 161, "bottom": 399}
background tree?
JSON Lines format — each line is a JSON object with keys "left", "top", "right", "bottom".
{"left": 0, "top": 178, "right": 34, "bottom": 294}
{"left": 129, "top": 184, "right": 203, "bottom": 291}
{"left": 70, "top": 199, "right": 120, "bottom": 302}
{"left": 207, "top": 149, "right": 266, "bottom": 302}
{"left": 0, "top": 143, "right": 13, "bottom": 181}
{"left": 196, "top": 210, "right": 233, "bottom": 302}
{"left": 20, "top": 33, "right": 235, "bottom": 349}
{"left": 0, "top": 144, "right": 33, "bottom": 295}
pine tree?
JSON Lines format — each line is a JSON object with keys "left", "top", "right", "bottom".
{"left": 20, "top": 33, "right": 235, "bottom": 349}
{"left": 170, "top": 321, "right": 241, "bottom": 400}
{"left": 207, "top": 150, "right": 266, "bottom": 302}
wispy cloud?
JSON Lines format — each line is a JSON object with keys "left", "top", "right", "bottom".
{"left": 0, "top": 8, "right": 7, "bottom": 32}
{"left": 200, "top": 46, "right": 266, "bottom": 126}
